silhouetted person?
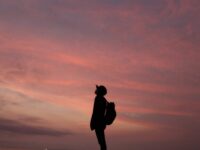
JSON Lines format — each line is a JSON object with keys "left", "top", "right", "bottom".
{"left": 90, "top": 85, "right": 107, "bottom": 150}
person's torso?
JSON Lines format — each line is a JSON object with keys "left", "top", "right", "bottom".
{"left": 93, "top": 96, "right": 107, "bottom": 121}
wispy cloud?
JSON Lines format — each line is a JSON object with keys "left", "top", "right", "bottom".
{"left": 0, "top": 118, "right": 72, "bottom": 136}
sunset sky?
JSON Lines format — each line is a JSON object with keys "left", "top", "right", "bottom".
{"left": 0, "top": 0, "right": 200, "bottom": 150}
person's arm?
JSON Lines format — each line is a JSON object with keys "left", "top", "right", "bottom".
{"left": 90, "top": 99, "right": 97, "bottom": 130}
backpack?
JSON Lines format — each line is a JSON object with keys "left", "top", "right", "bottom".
{"left": 105, "top": 101, "right": 116, "bottom": 125}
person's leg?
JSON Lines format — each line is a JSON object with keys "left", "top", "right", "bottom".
{"left": 95, "top": 129, "right": 107, "bottom": 150}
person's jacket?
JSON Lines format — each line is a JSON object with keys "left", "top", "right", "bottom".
{"left": 90, "top": 95, "right": 107, "bottom": 130}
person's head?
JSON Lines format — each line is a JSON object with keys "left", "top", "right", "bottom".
{"left": 95, "top": 85, "right": 107, "bottom": 96}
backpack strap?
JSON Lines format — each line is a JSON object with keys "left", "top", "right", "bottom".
{"left": 105, "top": 98, "right": 109, "bottom": 105}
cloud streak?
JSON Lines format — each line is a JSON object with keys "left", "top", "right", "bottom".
{"left": 0, "top": 118, "right": 72, "bottom": 136}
